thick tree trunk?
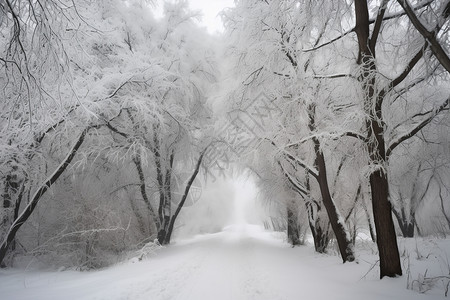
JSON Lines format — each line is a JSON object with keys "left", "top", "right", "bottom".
{"left": 370, "top": 171, "right": 402, "bottom": 277}
{"left": 354, "top": 0, "right": 402, "bottom": 278}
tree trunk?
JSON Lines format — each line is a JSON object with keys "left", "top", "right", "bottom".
{"left": 164, "top": 151, "right": 205, "bottom": 244}
{"left": 309, "top": 217, "right": 329, "bottom": 253}
{"left": 392, "top": 208, "right": 415, "bottom": 238}
{"left": 370, "top": 170, "right": 402, "bottom": 277}
{"left": 287, "top": 206, "right": 300, "bottom": 246}
{"left": 133, "top": 152, "right": 160, "bottom": 233}
{"left": 309, "top": 105, "right": 354, "bottom": 262}
{"left": 0, "top": 128, "right": 89, "bottom": 267}
{"left": 354, "top": 0, "right": 402, "bottom": 278}
{"left": 362, "top": 198, "right": 376, "bottom": 242}
{"left": 315, "top": 150, "right": 355, "bottom": 262}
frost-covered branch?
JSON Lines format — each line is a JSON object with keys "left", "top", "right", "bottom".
{"left": 0, "top": 125, "right": 95, "bottom": 266}
{"left": 269, "top": 139, "right": 319, "bottom": 179}
{"left": 286, "top": 131, "right": 368, "bottom": 148}
{"left": 386, "top": 96, "right": 449, "bottom": 157}
{"left": 376, "top": 44, "right": 428, "bottom": 108}
{"left": 278, "top": 161, "right": 308, "bottom": 196}
{"left": 303, "top": 0, "right": 435, "bottom": 53}
{"left": 165, "top": 147, "right": 207, "bottom": 242}
{"left": 396, "top": 0, "right": 450, "bottom": 73}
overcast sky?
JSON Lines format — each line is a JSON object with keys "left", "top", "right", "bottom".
{"left": 155, "top": 0, "right": 235, "bottom": 34}
{"left": 188, "top": 0, "right": 235, "bottom": 33}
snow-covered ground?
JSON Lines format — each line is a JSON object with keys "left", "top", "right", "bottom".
{"left": 0, "top": 224, "right": 448, "bottom": 300}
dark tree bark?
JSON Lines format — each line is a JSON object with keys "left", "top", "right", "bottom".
{"left": 0, "top": 127, "right": 91, "bottom": 267}
{"left": 287, "top": 205, "right": 301, "bottom": 246}
{"left": 279, "top": 161, "right": 328, "bottom": 251}
{"left": 308, "top": 104, "right": 355, "bottom": 263}
{"left": 308, "top": 208, "right": 330, "bottom": 253}
{"left": 392, "top": 203, "right": 415, "bottom": 238}
{"left": 354, "top": 0, "right": 402, "bottom": 278}
{"left": 361, "top": 198, "right": 377, "bottom": 243}
{"left": 133, "top": 151, "right": 160, "bottom": 233}
{"left": 157, "top": 150, "right": 174, "bottom": 245}
{"left": 164, "top": 150, "right": 205, "bottom": 244}
{"left": 396, "top": 0, "right": 450, "bottom": 73}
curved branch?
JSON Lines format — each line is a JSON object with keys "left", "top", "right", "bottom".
{"left": 303, "top": 0, "right": 435, "bottom": 53}
{"left": 396, "top": 0, "right": 450, "bottom": 73}
{"left": 387, "top": 96, "right": 449, "bottom": 157}
{"left": 269, "top": 139, "right": 319, "bottom": 179}
{"left": 0, "top": 125, "right": 93, "bottom": 266}
{"left": 278, "top": 161, "right": 308, "bottom": 196}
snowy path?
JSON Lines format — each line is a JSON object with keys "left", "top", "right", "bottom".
{"left": 0, "top": 225, "right": 437, "bottom": 300}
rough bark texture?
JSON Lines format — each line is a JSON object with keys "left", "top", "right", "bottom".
{"left": 354, "top": 0, "right": 402, "bottom": 278}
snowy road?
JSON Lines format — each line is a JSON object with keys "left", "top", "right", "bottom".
{"left": 0, "top": 225, "right": 437, "bottom": 300}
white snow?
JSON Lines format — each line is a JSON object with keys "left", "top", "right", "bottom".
{"left": 1, "top": 224, "right": 447, "bottom": 300}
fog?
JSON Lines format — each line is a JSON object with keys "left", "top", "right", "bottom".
{"left": 175, "top": 172, "right": 265, "bottom": 239}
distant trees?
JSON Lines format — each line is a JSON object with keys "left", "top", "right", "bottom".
{"left": 0, "top": 0, "right": 217, "bottom": 267}
{"left": 0, "top": 0, "right": 449, "bottom": 278}
{"left": 223, "top": 0, "right": 449, "bottom": 278}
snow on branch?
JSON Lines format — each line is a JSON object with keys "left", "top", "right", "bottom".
{"left": 269, "top": 139, "right": 319, "bottom": 179}
{"left": 286, "top": 131, "right": 368, "bottom": 148}
{"left": 303, "top": 0, "right": 435, "bottom": 53}
{"left": 278, "top": 161, "right": 308, "bottom": 196}
{"left": 386, "top": 96, "right": 449, "bottom": 158}
{"left": 396, "top": 0, "right": 450, "bottom": 73}
{"left": 0, "top": 125, "right": 94, "bottom": 264}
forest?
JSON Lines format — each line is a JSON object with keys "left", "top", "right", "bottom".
{"left": 1, "top": 0, "right": 450, "bottom": 298}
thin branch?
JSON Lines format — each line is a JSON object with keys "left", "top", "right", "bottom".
{"left": 313, "top": 73, "right": 356, "bottom": 79}
{"left": 387, "top": 96, "right": 449, "bottom": 157}
{"left": 286, "top": 131, "right": 368, "bottom": 148}
{"left": 303, "top": 0, "right": 435, "bottom": 53}
{"left": 269, "top": 139, "right": 319, "bottom": 179}
{"left": 0, "top": 124, "right": 96, "bottom": 265}
{"left": 278, "top": 161, "right": 308, "bottom": 196}
{"left": 166, "top": 148, "right": 207, "bottom": 240}
{"left": 242, "top": 66, "right": 263, "bottom": 86}
{"left": 397, "top": 0, "right": 450, "bottom": 73}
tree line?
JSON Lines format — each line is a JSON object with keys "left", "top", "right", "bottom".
{"left": 0, "top": 0, "right": 449, "bottom": 280}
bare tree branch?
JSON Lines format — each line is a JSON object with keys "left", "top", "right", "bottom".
{"left": 303, "top": 0, "right": 435, "bottom": 53}
{"left": 396, "top": 0, "right": 450, "bottom": 73}
{"left": 278, "top": 161, "right": 308, "bottom": 196}
{"left": 386, "top": 96, "right": 450, "bottom": 157}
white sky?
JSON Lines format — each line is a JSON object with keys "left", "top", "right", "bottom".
{"left": 188, "top": 0, "right": 235, "bottom": 33}
{"left": 155, "top": 0, "right": 235, "bottom": 34}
